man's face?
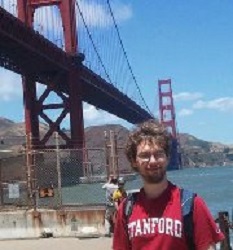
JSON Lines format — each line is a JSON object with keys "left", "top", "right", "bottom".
{"left": 134, "top": 140, "right": 168, "bottom": 184}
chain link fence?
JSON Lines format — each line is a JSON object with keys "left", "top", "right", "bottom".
{"left": 0, "top": 154, "right": 28, "bottom": 208}
{"left": 33, "top": 148, "right": 108, "bottom": 208}
{"left": 0, "top": 133, "right": 133, "bottom": 210}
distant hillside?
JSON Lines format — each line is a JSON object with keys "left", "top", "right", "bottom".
{"left": 85, "top": 124, "right": 128, "bottom": 148}
{"left": 179, "top": 133, "right": 233, "bottom": 167}
{"left": 0, "top": 117, "right": 15, "bottom": 131}
{"left": 0, "top": 117, "right": 48, "bottom": 137}
{"left": 0, "top": 117, "right": 232, "bottom": 167}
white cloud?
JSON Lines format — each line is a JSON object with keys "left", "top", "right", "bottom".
{"left": 193, "top": 97, "right": 233, "bottom": 112}
{"left": 31, "top": 1, "right": 133, "bottom": 48}
{"left": 178, "top": 108, "right": 193, "bottom": 117}
{"left": 1, "top": 1, "right": 17, "bottom": 16}
{"left": 111, "top": 1, "right": 133, "bottom": 23}
{"left": 0, "top": 69, "right": 22, "bottom": 101}
{"left": 83, "top": 103, "right": 120, "bottom": 125}
{"left": 0, "top": 68, "right": 125, "bottom": 127}
{"left": 78, "top": 1, "right": 132, "bottom": 28}
{"left": 0, "top": 69, "right": 52, "bottom": 103}
{"left": 174, "top": 92, "right": 203, "bottom": 102}
{"left": 1, "top": 0, "right": 133, "bottom": 29}
{"left": 45, "top": 103, "right": 129, "bottom": 129}
{"left": 78, "top": 2, "right": 112, "bottom": 28}
{"left": 197, "top": 121, "right": 206, "bottom": 126}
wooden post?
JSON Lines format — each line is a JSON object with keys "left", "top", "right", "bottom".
{"left": 55, "top": 132, "right": 62, "bottom": 207}
{"left": 114, "top": 132, "right": 119, "bottom": 177}
{"left": 104, "top": 131, "right": 110, "bottom": 179}
{"left": 0, "top": 159, "right": 3, "bottom": 207}
{"left": 110, "top": 130, "right": 117, "bottom": 177}
{"left": 104, "top": 130, "right": 119, "bottom": 178}
{"left": 25, "top": 133, "right": 35, "bottom": 208}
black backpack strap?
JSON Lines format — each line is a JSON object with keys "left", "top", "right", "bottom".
{"left": 181, "top": 188, "right": 197, "bottom": 250}
{"left": 124, "top": 192, "right": 139, "bottom": 222}
{"left": 123, "top": 192, "right": 139, "bottom": 246}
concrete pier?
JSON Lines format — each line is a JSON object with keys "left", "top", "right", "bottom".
{"left": 0, "top": 208, "right": 105, "bottom": 239}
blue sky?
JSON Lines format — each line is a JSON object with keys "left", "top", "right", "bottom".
{"left": 0, "top": 0, "right": 233, "bottom": 145}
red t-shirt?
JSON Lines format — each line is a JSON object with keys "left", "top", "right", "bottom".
{"left": 113, "top": 182, "right": 224, "bottom": 250}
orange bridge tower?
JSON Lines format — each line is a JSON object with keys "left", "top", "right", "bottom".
{"left": 158, "top": 79, "right": 181, "bottom": 170}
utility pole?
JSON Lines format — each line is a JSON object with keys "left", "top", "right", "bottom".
{"left": 104, "top": 131, "right": 110, "bottom": 179}
{"left": 55, "top": 132, "right": 62, "bottom": 207}
{"left": 0, "top": 159, "right": 3, "bottom": 206}
{"left": 25, "top": 133, "right": 36, "bottom": 209}
{"left": 104, "top": 130, "right": 119, "bottom": 178}
{"left": 109, "top": 130, "right": 116, "bottom": 177}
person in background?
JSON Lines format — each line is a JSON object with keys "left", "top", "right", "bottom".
{"left": 102, "top": 175, "right": 118, "bottom": 236}
{"left": 112, "top": 177, "right": 127, "bottom": 210}
{"left": 113, "top": 119, "right": 225, "bottom": 250}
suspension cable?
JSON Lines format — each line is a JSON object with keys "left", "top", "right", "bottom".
{"left": 75, "top": 0, "right": 112, "bottom": 84}
{"left": 106, "top": 0, "right": 152, "bottom": 115}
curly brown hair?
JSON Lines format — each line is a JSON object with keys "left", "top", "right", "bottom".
{"left": 125, "top": 119, "right": 171, "bottom": 169}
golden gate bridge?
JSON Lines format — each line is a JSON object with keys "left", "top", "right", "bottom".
{"left": 0, "top": 0, "right": 180, "bottom": 171}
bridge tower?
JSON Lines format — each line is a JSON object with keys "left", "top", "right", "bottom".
{"left": 17, "top": 0, "right": 84, "bottom": 150}
{"left": 158, "top": 79, "right": 181, "bottom": 170}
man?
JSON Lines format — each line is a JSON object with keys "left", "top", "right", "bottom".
{"left": 113, "top": 119, "right": 224, "bottom": 250}
{"left": 102, "top": 175, "right": 118, "bottom": 236}
{"left": 112, "top": 177, "right": 127, "bottom": 210}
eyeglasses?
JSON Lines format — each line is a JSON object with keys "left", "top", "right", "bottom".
{"left": 136, "top": 151, "right": 166, "bottom": 162}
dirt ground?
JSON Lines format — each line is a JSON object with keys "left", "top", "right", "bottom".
{"left": 0, "top": 237, "right": 112, "bottom": 250}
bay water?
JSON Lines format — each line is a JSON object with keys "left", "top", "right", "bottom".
{"left": 125, "top": 165, "right": 233, "bottom": 247}
{"left": 63, "top": 165, "right": 233, "bottom": 217}
{"left": 62, "top": 165, "right": 233, "bottom": 247}
{"left": 167, "top": 165, "right": 233, "bottom": 218}
{"left": 126, "top": 165, "right": 233, "bottom": 218}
